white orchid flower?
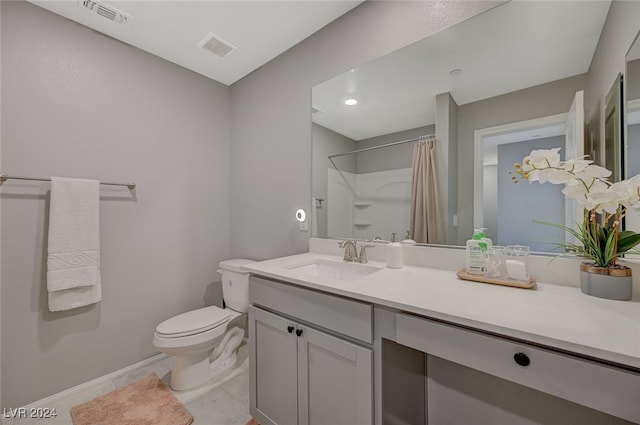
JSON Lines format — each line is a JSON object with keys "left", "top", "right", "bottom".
{"left": 573, "top": 164, "right": 611, "bottom": 181}
{"left": 562, "top": 157, "right": 592, "bottom": 174}
{"left": 561, "top": 179, "right": 588, "bottom": 203}
{"left": 524, "top": 148, "right": 562, "bottom": 171}
{"left": 585, "top": 184, "right": 619, "bottom": 214}
{"left": 530, "top": 167, "right": 569, "bottom": 184}
{"left": 514, "top": 147, "right": 640, "bottom": 270}
{"left": 545, "top": 168, "right": 572, "bottom": 184}
{"left": 610, "top": 179, "right": 640, "bottom": 208}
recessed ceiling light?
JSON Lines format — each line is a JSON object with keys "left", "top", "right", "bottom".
{"left": 449, "top": 68, "right": 462, "bottom": 76}
{"left": 344, "top": 98, "right": 358, "bottom": 106}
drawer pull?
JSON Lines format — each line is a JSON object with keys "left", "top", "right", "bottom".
{"left": 296, "top": 328, "right": 304, "bottom": 337}
{"left": 514, "top": 352, "right": 531, "bottom": 367}
{"left": 287, "top": 326, "right": 294, "bottom": 334}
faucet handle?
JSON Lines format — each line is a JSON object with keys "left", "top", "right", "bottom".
{"left": 358, "top": 244, "right": 375, "bottom": 264}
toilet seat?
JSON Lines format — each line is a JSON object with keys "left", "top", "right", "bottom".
{"left": 156, "top": 306, "right": 230, "bottom": 338}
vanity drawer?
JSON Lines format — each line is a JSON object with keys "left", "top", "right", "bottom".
{"left": 250, "top": 276, "right": 373, "bottom": 344}
{"left": 396, "top": 312, "right": 640, "bottom": 423}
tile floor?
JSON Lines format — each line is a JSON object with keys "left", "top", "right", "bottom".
{"left": 2, "top": 343, "right": 251, "bottom": 425}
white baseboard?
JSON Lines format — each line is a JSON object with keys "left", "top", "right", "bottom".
{"left": 18, "top": 353, "right": 169, "bottom": 411}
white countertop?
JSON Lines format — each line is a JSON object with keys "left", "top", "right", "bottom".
{"left": 243, "top": 252, "right": 640, "bottom": 371}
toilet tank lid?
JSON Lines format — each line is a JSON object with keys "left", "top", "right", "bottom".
{"left": 156, "top": 306, "right": 230, "bottom": 336}
{"left": 219, "top": 258, "right": 255, "bottom": 273}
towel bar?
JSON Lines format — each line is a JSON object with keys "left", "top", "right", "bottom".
{"left": 0, "top": 173, "right": 136, "bottom": 190}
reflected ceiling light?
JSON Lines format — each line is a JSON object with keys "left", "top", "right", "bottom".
{"left": 449, "top": 68, "right": 462, "bottom": 76}
{"left": 344, "top": 98, "right": 358, "bottom": 106}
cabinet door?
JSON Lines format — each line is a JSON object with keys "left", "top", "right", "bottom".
{"left": 297, "top": 325, "right": 373, "bottom": 425}
{"left": 249, "top": 306, "right": 299, "bottom": 425}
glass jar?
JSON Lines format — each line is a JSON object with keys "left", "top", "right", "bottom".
{"left": 485, "top": 246, "right": 506, "bottom": 278}
{"left": 505, "top": 245, "right": 530, "bottom": 281}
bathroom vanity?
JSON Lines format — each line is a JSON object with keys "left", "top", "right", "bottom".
{"left": 243, "top": 252, "right": 640, "bottom": 425}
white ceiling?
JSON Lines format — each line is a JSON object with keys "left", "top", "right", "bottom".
{"left": 312, "top": 1, "right": 611, "bottom": 141}
{"left": 29, "top": 0, "right": 363, "bottom": 86}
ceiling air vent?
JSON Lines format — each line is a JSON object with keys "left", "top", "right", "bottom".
{"left": 78, "top": 0, "right": 132, "bottom": 26}
{"left": 198, "top": 33, "right": 237, "bottom": 58}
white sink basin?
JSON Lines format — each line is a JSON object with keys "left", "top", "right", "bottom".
{"left": 286, "top": 258, "right": 382, "bottom": 281}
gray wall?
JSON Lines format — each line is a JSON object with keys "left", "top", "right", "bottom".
{"left": 228, "top": 1, "right": 501, "bottom": 260}
{"left": 456, "top": 73, "right": 588, "bottom": 245}
{"left": 436, "top": 93, "right": 459, "bottom": 244}
{"left": 355, "top": 125, "right": 434, "bottom": 174}
{"left": 627, "top": 58, "right": 640, "bottom": 102}
{"left": 587, "top": 1, "right": 640, "bottom": 150}
{"left": 311, "top": 123, "right": 356, "bottom": 238}
{"left": 1, "top": 1, "right": 230, "bottom": 407}
{"left": 497, "top": 136, "right": 566, "bottom": 252}
{"left": 629, "top": 124, "right": 640, "bottom": 177}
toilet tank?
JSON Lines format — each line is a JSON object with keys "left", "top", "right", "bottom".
{"left": 218, "top": 259, "right": 255, "bottom": 313}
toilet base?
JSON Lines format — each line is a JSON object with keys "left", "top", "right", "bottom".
{"left": 210, "top": 352, "right": 238, "bottom": 380}
{"left": 166, "top": 326, "right": 245, "bottom": 391}
{"left": 170, "top": 350, "right": 211, "bottom": 391}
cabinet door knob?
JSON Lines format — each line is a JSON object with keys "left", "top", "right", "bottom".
{"left": 287, "top": 326, "right": 294, "bottom": 334}
{"left": 296, "top": 329, "right": 303, "bottom": 337}
{"left": 514, "top": 352, "right": 530, "bottom": 367}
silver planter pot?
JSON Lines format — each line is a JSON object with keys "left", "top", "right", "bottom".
{"left": 580, "top": 263, "right": 632, "bottom": 301}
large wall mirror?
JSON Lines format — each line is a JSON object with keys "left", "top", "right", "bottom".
{"left": 312, "top": 1, "right": 614, "bottom": 252}
{"left": 625, "top": 30, "right": 640, "bottom": 234}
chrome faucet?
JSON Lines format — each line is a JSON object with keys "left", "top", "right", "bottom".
{"left": 338, "top": 240, "right": 358, "bottom": 262}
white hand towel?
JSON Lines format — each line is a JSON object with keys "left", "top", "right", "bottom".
{"left": 49, "top": 282, "right": 102, "bottom": 312}
{"left": 47, "top": 177, "right": 101, "bottom": 307}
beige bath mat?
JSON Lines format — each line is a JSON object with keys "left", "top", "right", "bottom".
{"left": 71, "top": 373, "right": 193, "bottom": 425}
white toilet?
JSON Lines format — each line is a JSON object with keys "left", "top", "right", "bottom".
{"left": 153, "top": 259, "right": 254, "bottom": 391}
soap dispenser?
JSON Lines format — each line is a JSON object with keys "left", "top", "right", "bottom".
{"left": 478, "top": 227, "right": 493, "bottom": 250}
{"left": 386, "top": 233, "right": 403, "bottom": 269}
{"left": 466, "top": 229, "right": 486, "bottom": 274}
{"left": 401, "top": 230, "right": 416, "bottom": 245}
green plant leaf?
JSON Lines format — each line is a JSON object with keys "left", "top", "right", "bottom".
{"left": 603, "top": 230, "right": 617, "bottom": 266}
{"left": 598, "top": 225, "right": 609, "bottom": 252}
{"left": 617, "top": 231, "right": 640, "bottom": 254}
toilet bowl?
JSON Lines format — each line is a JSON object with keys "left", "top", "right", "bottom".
{"left": 153, "top": 259, "right": 254, "bottom": 391}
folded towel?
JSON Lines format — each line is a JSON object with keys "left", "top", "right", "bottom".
{"left": 49, "top": 282, "right": 102, "bottom": 312}
{"left": 47, "top": 177, "right": 101, "bottom": 311}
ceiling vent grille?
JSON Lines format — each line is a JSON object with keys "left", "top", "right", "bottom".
{"left": 198, "top": 33, "right": 237, "bottom": 58}
{"left": 78, "top": 0, "right": 132, "bottom": 26}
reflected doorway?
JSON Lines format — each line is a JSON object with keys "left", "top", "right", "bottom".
{"left": 474, "top": 115, "right": 568, "bottom": 252}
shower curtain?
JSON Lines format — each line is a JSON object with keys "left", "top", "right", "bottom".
{"left": 410, "top": 137, "right": 444, "bottom": 244}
